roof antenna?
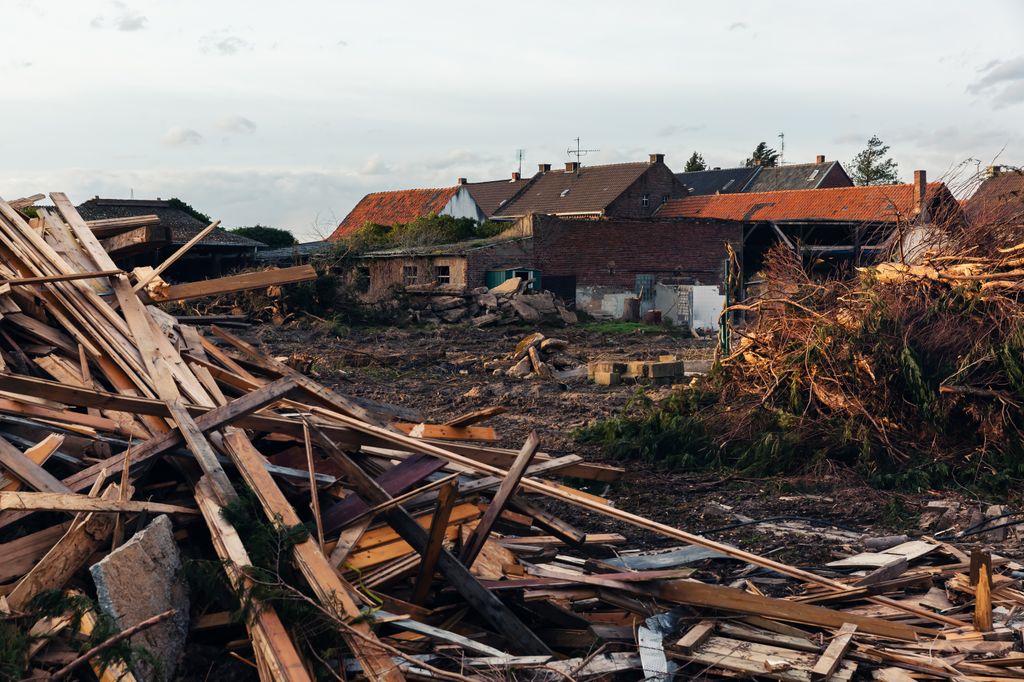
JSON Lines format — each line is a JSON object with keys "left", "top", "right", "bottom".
{"left": 516, "top": 149, "right": 524, "bottom": 176}
{"left": 567, "top": 137, "right": 599, "bottom": 175}
{"left": 777, "top": 132, "right": 785, "bottom": 166}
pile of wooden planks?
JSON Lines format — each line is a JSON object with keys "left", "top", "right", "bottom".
{"left": 1, "top": 193, "right": 1023, "bottom": 681}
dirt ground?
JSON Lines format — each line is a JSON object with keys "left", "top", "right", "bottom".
{"left": 247, "top": 320, "right": 1022, "bottom": 564}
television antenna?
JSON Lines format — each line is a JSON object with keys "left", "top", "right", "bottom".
{"left": 777, "top": 131, "right": 785, "bottom": 166}
{"left": 567, "top": 137, "right": 599, "bottom": 175}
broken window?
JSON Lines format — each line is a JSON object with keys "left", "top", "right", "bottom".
{"left": 402, "top": 265, "right": 418, "bottom": 285}
{"left": 641, "top": 193, "right": 650, "bottom": 207}
{"left": 434, "top": 265, "right": 451, "bottom": 284}
{"left": 355, "top": 266, "right": 370, "bottom": 293}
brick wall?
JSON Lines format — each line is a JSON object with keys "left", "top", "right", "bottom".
{"left": 529, "top": 215, "right": 741, "bottom": 288}
{"left": 604, "top": 163, "right": 687, "bottom": 218}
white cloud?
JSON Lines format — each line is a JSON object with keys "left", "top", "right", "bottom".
{"left": 215, "top": 115, "right": 256, "bottom": 134}
{"left": 161, "top": 127, "right": 203, "bottom": 147}
{"left": 91, "top": 2, "right": 147, "bottom": 31}
{"left": 200, "top": 33, "right": 253, "bottom": 56}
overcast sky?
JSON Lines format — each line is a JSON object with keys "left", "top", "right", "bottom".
{"left": 2, "top": 1, "right": 1023, "bottom": 241}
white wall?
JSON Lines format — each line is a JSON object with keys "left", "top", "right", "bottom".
{"left": 442, "top": 187, "right": 487, "bottom": 223}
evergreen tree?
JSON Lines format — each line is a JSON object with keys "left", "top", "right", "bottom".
{"left": 743, "top": 142, "right": 780, "bottom": 167}
{"left": 684, "top": 152, "right": 707, "bottom": 172}
{"left": 848, "top": 135, "right": 900, "bottom": 185}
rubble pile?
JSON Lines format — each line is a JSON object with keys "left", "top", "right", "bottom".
{"left": 408, "top": 276, "right": 578, "bottom": 326}
{"left": 482, "top": 331, "right": 587, "bottom": 380}
{"left": 5, "top": 193, "right": 1024, "bottom": 681}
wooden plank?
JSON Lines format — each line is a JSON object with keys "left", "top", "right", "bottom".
{"left": 100, "top": 225, "right": 170, "bottom": 257}
{"left": 460, "top": 432, "right": 539, "bottom": 567}
{"left": 217, "top": 429, "right": 404, "bottom": 682}
{"left": 133, "top": 220, "right": 220, "bottom": 292}
{"left": 393, "top": 422, "right": 498, "bottom": 442}
{"left": 147, "top": 264, "right": 315, "bottom": 302}
{"left": 307, "top": 422, "right": 551, "bottom": 656}
{"left": 444, "top": 406, "right": 506, "bottom": 427}
{"left": 0, "top": 434, "right": 67, "bottom": 493}
{"left": 0, "top": 491, "right": 197, "bottom": 515}
{"left": 811, "top": 623, "right": 856, "bottom": 680}
{"left": 675, "top": 620, "right": 716, "bottom": 654}
{"left": 410, "top": 479, "right": 458, "bottom": 605}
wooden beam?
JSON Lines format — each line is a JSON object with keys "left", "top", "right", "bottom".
{"left": 145, "top": 264, "right": 316, "bottom": 302}
{"left": 410, "top": 480, "right": 458, "bottom": 605}
{"left": 100, "top": 225, "right": 170, "bottom": 257}
{"left": 460, "top": 432, "right": 539, "bottom": 567}
{"left": 811, "top": 623, "right": 856, "bottom": 680}
{"left": 0, "top": 434, "right": 68, "bottom": 493}
{"left": 307, "top": 422, "right": 551, "bottom": 656}
{"left": 0, "top": 491, "right": 197, "bottom": 515}
{"left": 133, "top": 220, "right": 220, "bottom": 292}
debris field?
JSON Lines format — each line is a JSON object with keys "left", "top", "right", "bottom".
{"left": 1, "top": 193, "right": 1024, "bottom": 682}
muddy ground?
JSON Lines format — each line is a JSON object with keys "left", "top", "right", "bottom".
{"left": 245, "top": 320, "right": 1021, "bottom": 565}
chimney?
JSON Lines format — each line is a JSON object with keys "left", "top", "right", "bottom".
{"left": 649, "top": 153, "right": 665, "bottom": 165}
{"left": 456, "top": 177, "right": 467, "bottom": 185}
{"left": 913, "top": 170, "right": 929, "bottom": 222}
{"left": 815, "top": 154, "right": 825, "bottom": 164}
{"left": 538, "top": 163, "right": 551, "bottom": 173}
{"left": 511, "top": 171, "right": 521, "bottom": 181}
{"left": 565, "top": 161, "right": 579, "bottom": 173}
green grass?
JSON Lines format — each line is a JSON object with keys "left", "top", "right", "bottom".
{"left": 579, "top": 321, "right": 674, "bottom": 335}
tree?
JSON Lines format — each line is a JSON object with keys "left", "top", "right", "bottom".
{"left": 848, "top": 135, "right": 900, "bottom": 185}
{"left": 684, "top": 152, "right": 708, "bottom": 172}
{"left": 229, "top": 225, "right": 298, "bottom": 248}
{"left": 744, "top": 142, "right": 780, "bottom": 168}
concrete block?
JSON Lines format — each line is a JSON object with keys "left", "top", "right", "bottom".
{"left": 90, "top": 515, "right": 189, "bottom": 681}
{"left": 648, "top": 361, "right": 684, "bottom": 378}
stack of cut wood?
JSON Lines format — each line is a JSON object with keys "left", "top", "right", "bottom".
{"left": 2, "top": 193, "right": 1024, "bottom": 681}
{"left": 407, "top": 278, "right": 577, "bottom": 327}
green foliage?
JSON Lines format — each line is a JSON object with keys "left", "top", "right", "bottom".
{"left": 167, "top": 197, "right": 212, "bottom": 224}
{"left": 0, "top": 589, "right": 160, "bottom": 680}
{"left": 744, "top": 141, "right": 780, "bottom": 168}
{"left": 684, "top": 151, "right": 708, "bottom": 172}
{"left": 848, "top": 135, "right": 900, "bottom": 185}
{"left": 230, "top": 225, "right": 298, "bottom": 248}
{"left": 338, "top": 214, "right": 507, "bottom": 255}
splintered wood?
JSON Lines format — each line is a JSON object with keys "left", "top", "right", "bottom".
{"left": 1, "top": 193, "right": 1022, "bottom": 681}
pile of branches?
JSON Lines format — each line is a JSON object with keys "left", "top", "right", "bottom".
{"left": 585, "top": 192, "right": 1024, "bottom": 491}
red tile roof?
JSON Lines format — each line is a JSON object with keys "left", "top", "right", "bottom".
{"left": 329, "top": 187, "right": 459, "bottom": 241}
{"left": 657, "top": 183, "right": 950, "bottom": 223}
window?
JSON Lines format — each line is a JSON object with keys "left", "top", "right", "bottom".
{"left": 434, "top": 265, "right": 451, "bottom": 284}
{"left": 641, "top": 193, "right": 650, "bottom": 207}
{"left": 402, "top": 265, "right": 418, "bottom": 285}
{"left": 355, "top": 266, "right": 370, "bottom": 294}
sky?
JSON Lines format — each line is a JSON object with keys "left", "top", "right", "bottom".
{"left": 1, "top": 1, "right": 1023, "bottom": 241}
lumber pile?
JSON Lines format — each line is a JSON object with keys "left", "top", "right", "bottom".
{"left": 3, "top": 194, "right": 1024, "bottom": 681}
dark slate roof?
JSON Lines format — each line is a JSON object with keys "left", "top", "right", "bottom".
{"left": 742, "top": 161, "right": 851, "bottom": 192}
{"left": 675, "top": 167, "right": 760, "bottom": 196}
{"left": 254, "top": 240, "right": 334, "bottom": 263}
{"left": 493, "top": 162, "right": 652, "bottom": 217}
{"left": 76, "top": 198, "right": 265, "bottom": 248}
{"left": 966, "top": 169, "right": 1024, "bottom": 224}
{"left": 463, "top": 177, "right": 533, "bottom": 217}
